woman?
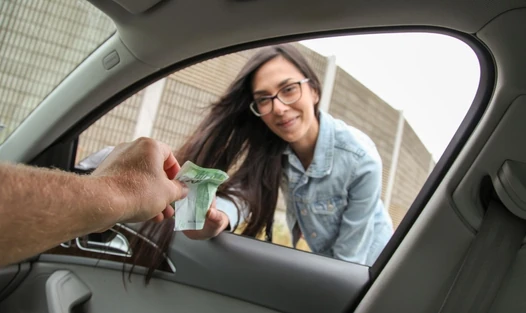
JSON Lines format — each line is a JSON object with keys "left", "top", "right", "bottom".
{"left": 178, "top": 43, "right": 393, "bottom": 266}
{"left": 132, "top": 44, "right": 393, "bottom": 280}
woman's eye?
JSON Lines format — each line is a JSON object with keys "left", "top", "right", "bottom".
{"left": 282, "top": 85, "right": 298, "bottom": 94}
{"left": 256, "top": 98, "right": 271, "bottom": 106}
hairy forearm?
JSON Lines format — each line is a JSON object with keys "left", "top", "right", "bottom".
{"left": 0, "top": 163, "right": 125, "bottom": 267}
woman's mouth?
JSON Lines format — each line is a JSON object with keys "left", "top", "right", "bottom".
{"left": 277, "top": 116, "right": 298, "bottom": 129}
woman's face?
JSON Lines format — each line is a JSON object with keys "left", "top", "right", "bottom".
{"left": 251, "top": 56, "right": 319, "bottom": 144}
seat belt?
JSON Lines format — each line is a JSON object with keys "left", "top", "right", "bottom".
{"left": 438, "top": 199, "right": 526, "bottom": 313}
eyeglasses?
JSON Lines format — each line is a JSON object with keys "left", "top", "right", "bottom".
{"left": 250, "top": 78, "right": 310, "bottom": 117}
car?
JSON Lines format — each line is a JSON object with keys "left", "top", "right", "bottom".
{"left": 1, "top": 0, "right": 526, "bottom": 312}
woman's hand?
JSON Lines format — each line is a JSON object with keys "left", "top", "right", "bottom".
{"left": 183, "top": 198, "right": 230, "bottom": 240}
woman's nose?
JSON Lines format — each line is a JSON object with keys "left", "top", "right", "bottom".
{"left": 272, "top": 98, "right": 288, "bottom": 115}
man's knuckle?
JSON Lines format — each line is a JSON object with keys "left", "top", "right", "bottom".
{"left": 135, "top": 136, "right": 149, "bottom": 143}
{"left": 135, "top": 137, "right": 157, "bottom": 149}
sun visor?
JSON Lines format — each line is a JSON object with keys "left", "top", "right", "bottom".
{"left": 493, "top": 160, "right": 526, "bottom": 220}
{"left": 112, "top": 0, "right": 164, "bottom": 14}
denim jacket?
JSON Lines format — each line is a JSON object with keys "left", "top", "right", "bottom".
{"left": 218, "top": 111, "right": 393, "bottom": 266}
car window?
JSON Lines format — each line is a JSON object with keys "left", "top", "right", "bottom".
{"left": 0, "top": 0, "right": 115, "bottom": 144}
{"left": 73, "top": 33, "right": 480, "bottom": 267}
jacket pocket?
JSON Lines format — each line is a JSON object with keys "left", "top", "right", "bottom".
{"left": 308, "top": 196, "right": 347, "bottom": 215}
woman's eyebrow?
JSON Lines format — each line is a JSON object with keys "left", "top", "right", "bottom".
{"left": 276, "top": 78, "right": 293, "bottom": 88}
{"left": 253, "top": 78, "right": 292, "bottom": 95}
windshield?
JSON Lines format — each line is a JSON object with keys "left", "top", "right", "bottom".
{"left": 0, "top": 0, "right": 116, "bottom": 144}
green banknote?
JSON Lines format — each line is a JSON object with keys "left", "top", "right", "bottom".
{"left": 172, "top": 161, "right": 229, "bottom": 231}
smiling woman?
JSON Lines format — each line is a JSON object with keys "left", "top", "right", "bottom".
{"left": 0, "top": 0, "right": 115, "bottom": 144}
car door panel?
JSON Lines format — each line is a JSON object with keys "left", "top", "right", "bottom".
{"left": 0, "top": 232, "right": 369, "bottom": 313}
{"left": 0, "top": 262, "right": 279, "bottom": 313}
{"left": 0, "top": 264, "right": 30, "bottom": 302}
{"left": 165, "top": 231, "right": 369, "bottom": 313}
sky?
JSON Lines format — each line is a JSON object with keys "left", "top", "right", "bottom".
{"left": 300, "top": 33, "right": 481, "bottom": 162}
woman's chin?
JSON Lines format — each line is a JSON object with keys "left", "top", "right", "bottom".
{"left": 279, "top": 132, "right": 301, "bottom": 144}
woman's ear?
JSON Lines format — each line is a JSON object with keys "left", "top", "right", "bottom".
{"left": 311, "top": 89, "right": 320, "bottom": 104}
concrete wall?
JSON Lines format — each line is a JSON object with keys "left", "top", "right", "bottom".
{"left": 152, "top": 79, "right": 217, "bottom": 150}
{"left": 77, "top": 91, "right": 144, "bottom": 160}
{"left": 389, "top": 121, "right": 434, "bottom": 224}
{"left": 1, "top": 1, "right": 434, "bottom": 234}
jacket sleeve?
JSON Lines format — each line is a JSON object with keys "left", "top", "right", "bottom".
{"left": 216, "top": 195, "right": 248, "bottom": 231}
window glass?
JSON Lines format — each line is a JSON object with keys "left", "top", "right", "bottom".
{"left": 0, "top": 0, "right": 115, "bottom": 144}
{"left": 74, "top": 33, "right": 480, "bottom": 266}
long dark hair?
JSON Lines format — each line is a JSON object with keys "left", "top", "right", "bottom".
{"left": 129, "top": 43, "right": 322, "bottom": 283}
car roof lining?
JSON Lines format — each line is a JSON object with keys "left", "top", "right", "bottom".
{"left": 87, "top": 0, "right": 526, "bottom": 68}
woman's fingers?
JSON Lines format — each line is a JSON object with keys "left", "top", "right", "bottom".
{"left": 183, "top": 207, "right": 229, "bottom": 240}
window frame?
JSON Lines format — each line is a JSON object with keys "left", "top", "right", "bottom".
{"left": 34, "top": 26, "right": 494, "bottom": 310}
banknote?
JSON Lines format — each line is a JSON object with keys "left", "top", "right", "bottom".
{"left": 172, "top": 161, "right": 229, "bottom": 231}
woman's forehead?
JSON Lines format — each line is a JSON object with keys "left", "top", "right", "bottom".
{"left": 252, "top": 56, "right": 303, "bottom": 92}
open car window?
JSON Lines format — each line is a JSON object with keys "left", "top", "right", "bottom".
{"left": 71, "top": 33, "right": 480, "bottom": 267}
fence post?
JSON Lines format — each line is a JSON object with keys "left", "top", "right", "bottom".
{"left": 384, "top": 109, "right": 405, "bottom": 211}
{"left": 133, "top": 78, "right": 167, "bottom": 139}
{"left": 319, "top": 55, "right": 337, "bottom": 112}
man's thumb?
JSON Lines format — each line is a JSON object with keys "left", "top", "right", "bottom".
{"left": 171, "top": 180, "right": 189, "bottom": 201}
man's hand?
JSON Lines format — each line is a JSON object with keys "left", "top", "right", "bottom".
{"left": 0, "top": 137, "right": 191, "bottom": 267}
{"left": 183, "top": 198, "right": 230, "bottom": 240}
{"left": 92, "top": 137, "right": 188, "bottom": 224}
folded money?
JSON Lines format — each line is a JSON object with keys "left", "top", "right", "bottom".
{"left": 172, "top": 161, "right": 229, "bottom": 231}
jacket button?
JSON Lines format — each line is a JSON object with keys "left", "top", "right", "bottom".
{"left": 301, "top": 209, "right": 308, "bottom": 216}
{"left": 311, "top": 232, "right": 317, "bottom": 238}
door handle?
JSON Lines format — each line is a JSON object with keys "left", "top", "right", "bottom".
{"left": 76, "top": 228, "right": 132, "bottom": 258}
{"left": 46, "top": 270, "right": 91, "bottom": 313}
